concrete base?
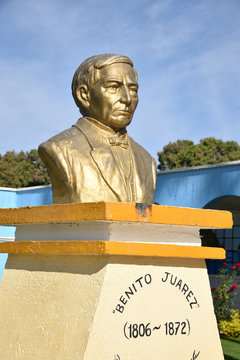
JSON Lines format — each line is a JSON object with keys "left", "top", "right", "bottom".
{"left": 0, "top": 254, "right": 223, "bottom": 360}
{"left": 0, "top": 203, "right": 231, "bottom": 359}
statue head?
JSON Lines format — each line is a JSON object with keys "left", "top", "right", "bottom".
{"left": 71, "top": 54, "right": 139, "bottom": 131}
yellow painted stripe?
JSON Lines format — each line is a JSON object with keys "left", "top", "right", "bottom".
{"left": 0, "top": 241, "right": 226, "bottom": 259}
{"left": 105, "top": 203, "right": 232, "bottom": 228}
{"left": 0, "top": 202, "right": 233, "bottom": 228}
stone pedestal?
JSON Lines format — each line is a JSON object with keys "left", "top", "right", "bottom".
{"left": 0, "top": 202, "right": 232, "bottom": 360}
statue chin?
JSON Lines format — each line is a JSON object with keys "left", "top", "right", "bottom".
{"left": 106, "top": 115, "right": 133, "bottom": 131}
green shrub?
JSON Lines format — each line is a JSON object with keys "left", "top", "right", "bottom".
{"left": 219, "top": 310, "right": 240, "bottom": 339}
{"left": 211, "top": 262, "right": 240, "bottom": 323}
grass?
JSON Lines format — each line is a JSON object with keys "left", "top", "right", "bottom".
{"left": 221, "top": 336, "right": 240, "bottom": 360}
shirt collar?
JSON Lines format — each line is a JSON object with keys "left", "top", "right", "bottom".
{"left": 84, "top": 117, "right": 127, "bottom": 137}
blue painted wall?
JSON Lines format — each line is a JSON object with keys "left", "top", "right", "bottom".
{"left": 0, "top": 185, "right": 52, "bottom": 279}
{"left": 155, "top": 162, "right": 240, "bottom": 209}
{"left": 0, "top": 189, "right": 16, "bottom": 239}
{"left": 0, "top": 185, "right": 52, "bottom": 238}
{"left": 16, "top": 186, "right": 52, "bottom": 207}
{"left": 0, "top": 189, "right": 17, "bottom": 278}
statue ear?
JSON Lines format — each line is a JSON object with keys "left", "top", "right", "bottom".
{"left": 76, "top": 85, "right": 90, "bottom": 109}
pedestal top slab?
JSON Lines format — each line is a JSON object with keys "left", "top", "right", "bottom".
{"left": 0, "top": 202, "right": 232, "bottom": 228}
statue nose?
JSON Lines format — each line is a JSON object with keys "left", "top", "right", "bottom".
{"left": 120, "top": 86, "right": 131, "bottom": 105}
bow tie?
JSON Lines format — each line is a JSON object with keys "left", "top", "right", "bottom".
{"left": 108, "top": 135, "right": 128, "bottom": 148}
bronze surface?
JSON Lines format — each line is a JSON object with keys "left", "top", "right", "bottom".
{"left": 39, "top": 54, "right": 156, "bottom": 204}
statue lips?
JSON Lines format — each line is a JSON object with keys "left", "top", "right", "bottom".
{"left": 113, "top": 110, "right": 132, "bottom": 118}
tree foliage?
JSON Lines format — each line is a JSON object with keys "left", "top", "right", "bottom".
{"left": 0, "top": 150, "right": 50, "bottom": 188}
{"left": 158, "top": 137, "right": 240, "bottom": 170}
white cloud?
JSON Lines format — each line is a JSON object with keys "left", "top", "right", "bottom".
{"left": 0, "top": 0, "right": 240, "bottom": 162}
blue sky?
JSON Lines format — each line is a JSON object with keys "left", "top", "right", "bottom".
{"left": 0, "top": 0, "right": 240, "bottom": 162}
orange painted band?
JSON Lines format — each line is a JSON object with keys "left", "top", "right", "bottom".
{"left": 0, "top": 241, "right": 226, "bottom": 259}
{"left": 0, "top": 202, "right": 233, "bottom": 228}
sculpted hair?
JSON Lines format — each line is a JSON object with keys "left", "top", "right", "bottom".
{"left": 71, "top": 54, "right": 137, "bottom": 115}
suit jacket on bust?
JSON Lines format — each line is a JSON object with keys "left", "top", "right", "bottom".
{"left": 38, "top": 117, "right": 156, "bottom": 204}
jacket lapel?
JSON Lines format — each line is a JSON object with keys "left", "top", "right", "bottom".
{"left": 73, "top": 118, "right": 128, "bottom": 201}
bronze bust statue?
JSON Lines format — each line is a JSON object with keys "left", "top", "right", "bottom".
{"left": 38, "top": 54, "right": 156, "bottom": 204}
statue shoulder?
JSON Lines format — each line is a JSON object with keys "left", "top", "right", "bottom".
{"left": 41, "top": 126, "right": 80, "bottom": 146}
{"left": 38, "top": 126, "right": 83, "bottom": 187}
{"left": 38, "top": 124, "right": 87, "bottom": 157}
{"left": 129, "top": 136, "right": 154, "bottom": 161}
{"left": 129, "top": 136, "right": 157, "bottom": 189}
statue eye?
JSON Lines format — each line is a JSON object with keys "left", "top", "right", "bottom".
{"left": 106, "top": 84, "right": 119, "bottom": 92}
{"left": 129, "top": 87, "right": 138, "bottom": 94}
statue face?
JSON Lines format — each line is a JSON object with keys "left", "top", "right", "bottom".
{"left": 87, "top": 63, "right": 139, "bottom": 131}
